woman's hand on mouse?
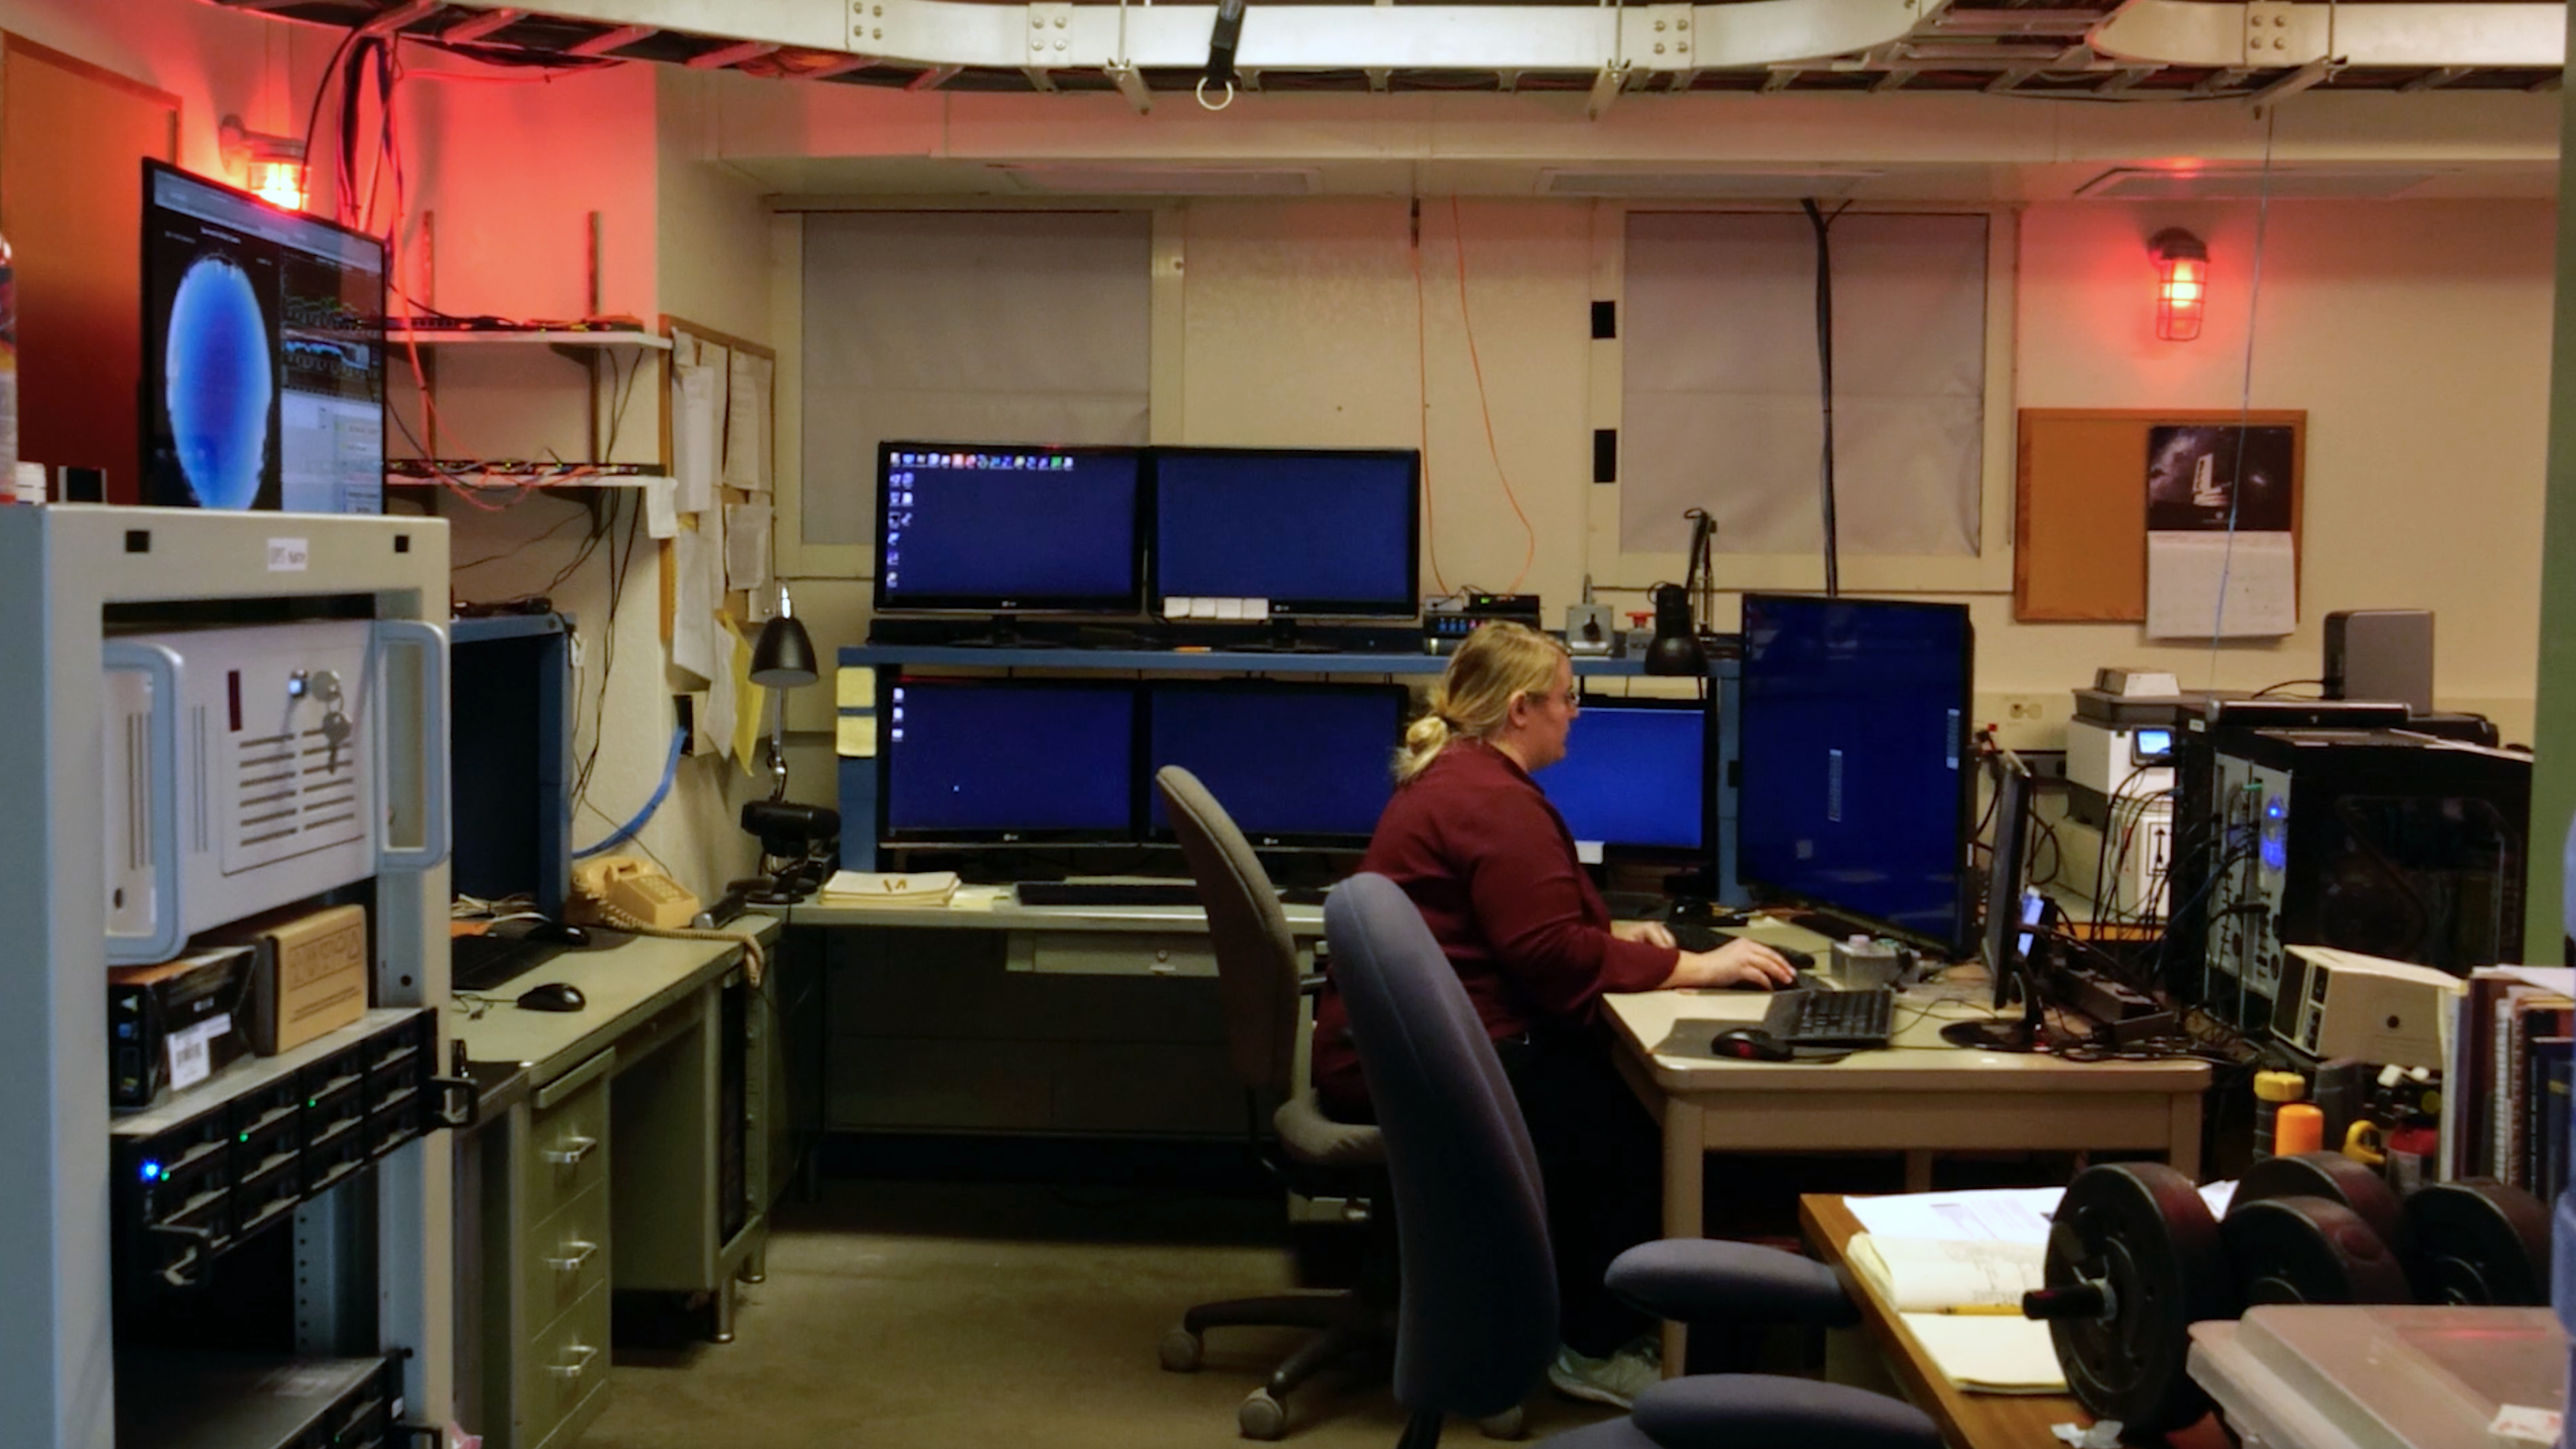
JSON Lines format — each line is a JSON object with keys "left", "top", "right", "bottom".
{"left": 1660, "top": 938, "right": 1797, "bottom": 991}
{"left": 1612, "top": 920, "right": 1677, "bottom": 949}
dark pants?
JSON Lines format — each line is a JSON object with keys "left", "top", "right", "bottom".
{"left": 1492, "top": 1021, "right": 1662, "bottom": 1358}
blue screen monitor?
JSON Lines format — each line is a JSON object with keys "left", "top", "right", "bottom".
{"left": 879, "top": 677, "right": 1138, "bottom": 845}
{"left": 874, "top": 442, "right": 1144, "bottom": 614}
{"left": 142, "top": 160, "right": 386, "bottom": 515}
{"left": 1736, "top": 594, "right": 1976, "bottom": 955}
{"left": 1151, "top": 448, "right": 1420, "bottom": 619}
{"left": 1536, "top": 698, "right": 1711, "bottom": 863}
{"left": 1146, "top": 682, "right": 1405, "bottom": 847}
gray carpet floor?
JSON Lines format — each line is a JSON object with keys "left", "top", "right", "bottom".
{"left": 579, "top": 1178, "right": 1625, "bottom": 1449}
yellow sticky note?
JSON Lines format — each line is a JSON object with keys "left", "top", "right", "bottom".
{"left": 837, "top": 714, "right": 879, "bottom": 758}
{"left": 836, "top": 666, "right": 876, "bottom": 708}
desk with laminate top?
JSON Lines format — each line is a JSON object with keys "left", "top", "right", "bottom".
{"left": 449, "top": 919, "right": 782, "bottom": 1449}
{"left": 1606, "top": 942, "right": 2208, "bottom": 1374}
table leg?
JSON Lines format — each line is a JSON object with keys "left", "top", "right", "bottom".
{"left": 1904, "top": 1151, "right": 1934, "bottom": 1193}
{"left": 1660, "top": 1096, "right": 1704, "bottom": 1377}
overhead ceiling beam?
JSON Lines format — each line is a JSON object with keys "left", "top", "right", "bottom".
{"left": 905, "top": 64, "right": 961, "bottom": 91}
{"left": 2095, "top": 1, "right": 2561, "bottom": 71}
{"left": 1586, "top": 61, "right": 1627, "bottom": 119}
{"left": 1106, "top": 60, "right": 1153, "bottom": 113}
{"left": 2400, "top": 65, "right": 2471, "bottom": 94}
{"left": 439, "top": 9, "right": 526, "bottom": 44}
{"left": 358, "top": 0, "right": 442, "bottom": 36}
{"left": 688, "top": 40, "right": 781, "bottom": 69}
{"left": 566, "top": 24, "right": 656, "bottom": 57}
{"left": 1760, "top": 66, "right": 1798, "bottom": 94}
{"left": 2246, "top": 57, "right": 2333, "bottom": 103}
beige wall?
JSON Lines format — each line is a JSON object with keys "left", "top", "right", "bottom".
{"left": 0, "top": 0, "right": 295, "bottom": 177}
{"left": 778, "top": 194, "right": 2554, "bottom": 756}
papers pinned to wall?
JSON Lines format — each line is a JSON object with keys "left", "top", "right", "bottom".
{"left": 725, "top": 502, "right": 772, "bottom": 595}
{"left": 2145, "top": 532, "right": 2296, "bottom": 639}
{"left": 725, "top": 351, "right": 773, "bottom": 492}
{"left": 670, "top": 528, "right": 719, "bottom": 685}
{"left": 673, "top": 349, "right": 725, "bottom": 516}
{"left": 643, "top": 477, "right": 680, "bottom": 540}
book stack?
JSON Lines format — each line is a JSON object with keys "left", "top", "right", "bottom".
{"left": 817, "top": 870, "right": 962, "bottom": 908}
{"left": 2447, "top": 967, "right": 2573, "bottom": 1199}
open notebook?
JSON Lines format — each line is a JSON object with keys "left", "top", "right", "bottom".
{"left": 1846, "top": 1235, "right": 2062, "bottom": 1395}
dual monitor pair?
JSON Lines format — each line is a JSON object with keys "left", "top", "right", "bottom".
{"left": 877, "top": 444, "right": 1419, "bottom": 622}
{"left": 888, "top": 597, "right": 2029, "bottom": 985}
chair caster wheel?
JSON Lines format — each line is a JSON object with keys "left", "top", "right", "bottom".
{"left": 1239, "top": 1388, "right": 1288, "bottom": 1440}
{"left": 1477, "top": 1405, "right": 1527, "bottom": 1440}
{"left": 1159, "top": 1327, "right": 1204, "bottom": 1373}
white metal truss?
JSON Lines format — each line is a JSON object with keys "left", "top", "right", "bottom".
{"left": 211, "top": 0, "right": 2570, "bottom": 98}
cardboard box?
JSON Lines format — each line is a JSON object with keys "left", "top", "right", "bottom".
{"left": 223, "top": 904, "right": 370, "bottom": 1054}
{"left": 108, "top": 947, "right": 253, "bottom": 1108}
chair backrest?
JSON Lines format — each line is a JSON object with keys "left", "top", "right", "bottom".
{"left": 1324, "top": 873, "right": 1557, "bottom": 1420}
{"left": 1155, "top": 766, "right": 1303, "bottom": 1098}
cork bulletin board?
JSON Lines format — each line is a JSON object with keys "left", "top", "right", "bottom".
{"left": 2015, "top": 408, "right": 2306, "bottom": 621}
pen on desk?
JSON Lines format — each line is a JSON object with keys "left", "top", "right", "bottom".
{"left": 1933, "top": 1305, "right": 2026, "bottom": 1316}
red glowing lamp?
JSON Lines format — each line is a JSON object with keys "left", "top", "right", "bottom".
{"left": 2151, "top": 228, "right": 2209, "bottom": 342}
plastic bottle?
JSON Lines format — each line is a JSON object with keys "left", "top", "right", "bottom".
{"left": 2275, "top": 1102, "right": 2325, "bottom": 1158}
{"left": 2253, "top": 1069, "right": 2306, "bottom": 1160}
{"left": 0, "top": 229, "right": 18, "bottom": 500}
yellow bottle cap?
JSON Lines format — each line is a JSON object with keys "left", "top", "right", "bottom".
{"left": 2254, "top": 1070, "right": 2307, "bottom": 1103}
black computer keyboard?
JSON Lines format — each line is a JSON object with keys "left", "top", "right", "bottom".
{"left": 1669, "top": 921, "right": 1817, "bottom": 970}
{"left": 450, "top": 934, "right": 568, "bottom": 995}
{"left": 1761, "top": 987, "right": 1896, "bottom": 1048}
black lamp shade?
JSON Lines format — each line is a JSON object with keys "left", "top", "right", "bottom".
{"left": 1642, "top": 583, "right": 1705, "bottom": 676}
{"left": 749, "top": 615, "right": 819, "bottom": 688}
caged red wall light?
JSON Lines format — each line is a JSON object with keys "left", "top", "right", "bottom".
{"left": 2149, "top": 228, "right": 2209, "bottom": 341}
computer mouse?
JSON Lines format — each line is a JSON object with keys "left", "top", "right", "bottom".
{"left": 515, "top": 981, "right": 587, "bottom": 1013}
{"left": 521, "top": 921, "right": 592, "bottom": 947}
{"left": 1710, "top": 1026, "right": 1795, "bottom": 1061}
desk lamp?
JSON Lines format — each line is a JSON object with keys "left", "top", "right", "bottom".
{"left": 735, "top": 588, "right": 836, "bottom": 904}
{"left": 1644, "top": 510, "right": 1716, "bottom": 676}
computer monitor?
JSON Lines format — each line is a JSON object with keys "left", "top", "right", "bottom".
{"left": 141, "top": 160, "right": 386, "bottom": 515}
{"left": 1941, "top": 750, "right": 2055, "bottom": 1052}
{"left": 448, "top": 615, "right": 574, "bottom": 917}
{"left": 873, "top": 442, "right": 1145, "bottom": 616}
{"left": 1150, "top": 448, "right": 1421, "bottom": 621}
{"left": 1145, "top": 682, "right": 1405, "bottom": 848}
{"left": 879, "top": 677, "right": 1138, "bottom": 846}
{"left": 1736, "top": 594, "right": 1976, "bottom": 954}
{"left": 1536, "top": 698, "right": 1711, "bottom": 866}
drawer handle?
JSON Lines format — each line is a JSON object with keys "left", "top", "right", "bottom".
{"left": 547, "top": 1342, "right": 600, "bottom": 1381}
{"left": 542, "top": 1134, "right": 599, "bottom": 1168}
{"left": 544, "top": 1239, "right": 600, "bottom": 1274}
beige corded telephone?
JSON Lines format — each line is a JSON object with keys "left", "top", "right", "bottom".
{"left": 568, "top": 854, "right": 766, "bottom": 984}
{"left": 571, "top": 855, "right": 701, "bottom": 929}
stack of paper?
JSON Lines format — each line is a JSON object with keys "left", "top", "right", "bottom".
{"left": 818, "top": 870, "right": 961, "bottom": 907}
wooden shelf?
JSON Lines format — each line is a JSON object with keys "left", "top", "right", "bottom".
{"left": 388, "top": 327, "right": 670, "bottom": 351}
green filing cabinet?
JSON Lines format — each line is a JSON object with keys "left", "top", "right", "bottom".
{"left": 482, "top": 1045, "right": 617, "bottom": 1449}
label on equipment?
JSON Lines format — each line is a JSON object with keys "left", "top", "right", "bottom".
{"left": 166, "top": 1013, "right": 231, "bottom": 1091}
{"left": 266, "top": 537, "right": 310, "bottom": 572}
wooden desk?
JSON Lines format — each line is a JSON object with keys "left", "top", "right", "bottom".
{"left": 1605, "top": 979, "right": 2206, "bottom": 1371}
{"left": 1801, "top": 1194, "right": 2229, "bottom": 1449}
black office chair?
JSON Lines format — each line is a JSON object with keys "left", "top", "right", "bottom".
{"left": 1155, "top": 766, "right": 1391, "bottom": 1440}
{"left": 1325, "top": 872, "right": 1945, "bottom": 1449}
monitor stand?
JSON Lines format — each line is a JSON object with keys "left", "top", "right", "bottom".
{"left": 1939, "top": 974, "right": 2059, "bottom": 1053}
{"left": 1230, "top": 616, "right": 1338, "bottom": 655}
{"left": 945, "top": 616, "right": 1069, "bottom": 650}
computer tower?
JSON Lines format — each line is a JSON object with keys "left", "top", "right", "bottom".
{"left": 2188, "top": 727, "right": 2528, "bottom": 1034}
{"left": 2324, "top": 609, "right": 2435, "bottom": 715}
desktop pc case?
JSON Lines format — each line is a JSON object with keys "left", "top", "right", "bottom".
{"left": 2183, "top": 726, "right": 2527, "bottom": 1034}
{"left": 102, "top": 618, "right": 449, "bottom": 965}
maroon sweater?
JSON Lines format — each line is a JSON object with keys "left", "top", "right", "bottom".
{"left": 1311, "top": 738, "right": 1680, "bottom": 1114}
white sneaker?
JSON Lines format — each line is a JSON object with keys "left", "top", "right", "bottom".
{"left": 1545, "top": 1335, "right": 1663, "bottom": 1410}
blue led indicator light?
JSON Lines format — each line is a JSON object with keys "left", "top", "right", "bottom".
{"left": 139, "top": 1160, "right": 163, "bottom": 1182}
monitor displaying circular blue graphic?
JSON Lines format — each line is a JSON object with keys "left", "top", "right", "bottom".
{"left": 161, "top": 256, "right": 274, "bottom": 510}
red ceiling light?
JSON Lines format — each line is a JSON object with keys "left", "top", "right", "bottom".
{"left": 2150, "top": 228, "right": 2209, "bottom": 342}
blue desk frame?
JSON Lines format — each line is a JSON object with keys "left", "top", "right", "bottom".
{"left": 833, "top": 644, "right": 1745, "bottom": 902}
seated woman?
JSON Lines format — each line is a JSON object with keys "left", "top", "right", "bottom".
{"left": 1311, "top": 621, "right": 1793, "bottom": 1410}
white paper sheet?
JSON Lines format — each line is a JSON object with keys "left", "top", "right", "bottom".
{"left": 674, "top": 354, "right": 724, "bottom": 516}
{"left": 1846, "top": 1183, "right": 2235, "bottom": 1245}
{"left": 2145, "top": 531, "right": 2296, "bottom": 639}
{"left": 725, "top": 351, "right": 773, "bottom": 491}
{"left": 704, "top": 626, "right": 738, "bottom": 764}
{"left": 670, "top": 528, "right": 718, "bottom": 686}
{"left": 725, "top": 502, "right": 773, "bottom": 595}
{"left": 642, "top": 478, "right": 680, "bottom": 539}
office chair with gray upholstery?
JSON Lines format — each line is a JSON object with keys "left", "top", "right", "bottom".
{"left": 1155, "top": 766, "right": 1391, "bottom": 1440}
{"left": 1324, "top": 871, "right": 1947, "bottom": 1449}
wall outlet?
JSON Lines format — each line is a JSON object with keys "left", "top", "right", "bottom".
{"left": 2004, "top": 695, "right": 2047, "bottom": 721}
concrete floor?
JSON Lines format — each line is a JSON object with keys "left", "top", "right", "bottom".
{"left": 582, "top": 1178, "right": 1625, "bottom": 1449}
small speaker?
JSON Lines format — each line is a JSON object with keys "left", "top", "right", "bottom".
{"left": 2323, "top": 609, "right": 2434, "bottom": 715}
{"left": 1565, "top": 603, "right": 1616, "bottom": 656}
